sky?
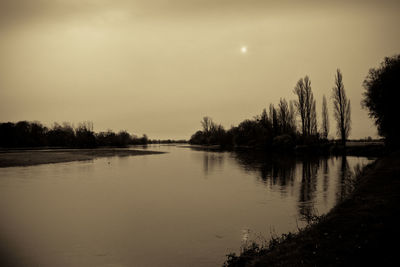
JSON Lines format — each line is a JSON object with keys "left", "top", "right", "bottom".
{"left": 0, "top": 0, "right": 399, "bottom": 140}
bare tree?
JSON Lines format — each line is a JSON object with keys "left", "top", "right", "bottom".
{"left": 332, "top": 69, "right": 351, "bottom": 145}
{"left": 321, "top": 95, "right": 329, "bottom": 139}
{"left": 294, "top": 78, "right": 306, "bottom": 135}
{"left": 268, "top": 103, "right": 274, "bottom": 127}
{"left": 76, "top": 121, "right": 94, "bottom": 132}
{"left": 269, "top": 104, "right": 279, "bottom": 135}
{"left": 310, "top": 100, "right": 317, "bottom": 135}
{"left": 201, "top": 116, "right": 214, "bottom": 134}
{"left": 294, "top": 76, "right": 315, "bottom": 136}
{"left": 260, "top": 108, "right": 269, "bottom": 128}
{"left": 278, "top": 98, "right": 290, "bottom": 133}
{"left": 289, "top": 100, "right": 297, "bottom": 133}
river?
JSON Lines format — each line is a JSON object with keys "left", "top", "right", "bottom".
{"left": 0, "top": 145, "right": 374, "bottom": 266}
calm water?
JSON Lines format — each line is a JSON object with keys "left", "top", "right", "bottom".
{"left": 0, "top": 145, "right": 374, "bottom": 266}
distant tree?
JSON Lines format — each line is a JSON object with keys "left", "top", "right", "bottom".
{"left": 260, "top": 108, "right": 269, "bottom": 128}
{"left": 288, "top": 100, "right": 297, "bottom": 133}
{"left": 140, "top": 134, "right": 149, "bottom": 145}
{"left": 233, "top": 119, "right": 267, "bottom": 147}
{"left": 0, "top": 122, "right": 16, "bottom": 147}
{"left": 14, "top": 121, "right": 30, "bottom": 146}
{"left": 96, "top": 130, "right": 116, "bottom": 146}
{"left": 278, "top": 98, "right": 297, "bottom": 135}
{"left": 191, "top": 116, "right": 230, "bottom": 146}
{"left": 208, "top": 124, "right": 227, "bottom": 145}
{"left": 270, "top": 104, "right": 279, "bottom": 135}
{"left": 201, "top": 116, "right": 214, "bottom": 134}
{"left": 310, "top": 100, "right": 318, "bottom": 135}
{"left": 190, "top": 130, "right": 206, "bottom": 145}
{"left": 75, "top": 121, "right": 96, "bottom": 148}
{"left": 0, "top": 121, "right": 48, "bottom": 147}
{"left": 321, "top": 95, "right": 329, "bottom": 139}
{"left": 294, "top": 78, "right": 306, "bottom": 135}
{"left": 0, "top": 120, "right": 149, "bottom": 148}
{"left": 294, "top": 76, "right": 316, "bottom": 136}
{"left": 278, "top": 98, "right": 289, "bottom": 133}
{"left": 362, "top": 54, "right": 400, "bottom": 146}
{"left": 268, "top": 104, "right": 274, "bottom": 127}
{"left": 332, "top": 69, "right": 351, "bottom": 146}
{"left": 117, "top": 131, "right": 131, "bottom": 146}
{"left": 30, "top": 121, "right": 47, "bottom": 146}
{"left": 47, "top": 122, "right": 75, "bottom": 147}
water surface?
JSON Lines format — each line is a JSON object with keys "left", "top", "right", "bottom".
{"left": 0, "top": 145, "right": 374, "bottom": 266}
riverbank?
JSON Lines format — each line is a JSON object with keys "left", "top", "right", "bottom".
{"left": 0, "top": 149, "right": 165, "bottom": 167}
{"left": 225, "top": 151, "right": 400, "bottom": 266}
{"left": 187, "top": 141, "right": 386, "bottom": 157}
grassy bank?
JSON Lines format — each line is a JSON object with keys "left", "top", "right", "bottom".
{"left": 225, "top": 151, "right": 400, "bottom": 266}
{"left": 0, "top": 149, "right": 165, "bottom": 168}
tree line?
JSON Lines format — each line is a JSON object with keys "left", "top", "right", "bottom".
{"left": 0, "top": 121, "right": 148, "bottom": 148}
{"left": 190, "top": 69, "right": 351, "bottom": 149}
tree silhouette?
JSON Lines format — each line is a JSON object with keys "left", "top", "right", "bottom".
{"left": 75, "top": 121, "right": 96, "bottom": 148}
{"left": 289, "top": 100, "right": 297, "bottom": 133}
{"left": 321, "top": 95, "right": 329, "bottom": 139}
{"left": 277, "top": 98, "right": 296, "bottom": 134}
{"left": 0, "top": 120, "right": 148, "bottom": 147}
{"left": 259, "top": 108, "right": 270, "bottom": 129}
{"left": 310, "top": 99, "right": 318, "bottom": 135}
{"left": 294, "top": 76, "right": 317, "bottom": 136}
{"left": 332, "top": 69, "right": 351, "bottom": 146}
{"left": 271, "top": 105, "right": 279, "bottom": 135}
{"left": 294, "top": 78, "right": 307, "bottom": 136}
{"left": 278, "top": 98, "right": 290, "bottom": 133}
{"left": 362, "top": 54, "right": 400, "bottom": 146}
{"left": 201, "top": 116, "right": 214, "bottom": 134}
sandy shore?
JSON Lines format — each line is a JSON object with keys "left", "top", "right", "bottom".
{"left": 0, "top": 149, "right": 165, "bottom": 168}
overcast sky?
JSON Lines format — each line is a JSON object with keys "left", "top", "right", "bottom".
{"left": 0, "top": 0, "right": 399, "bottom": 139}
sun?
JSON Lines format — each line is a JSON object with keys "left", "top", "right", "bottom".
{"left": 241, "top": 46, "right": 247, "bottom": 53}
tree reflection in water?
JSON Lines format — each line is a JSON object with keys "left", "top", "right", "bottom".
{"left": 232, "top": 152, "right": 327, "bottom": 221}
{"left": 298, "top": 158, "right": 320, "bottom": 221}
{"left": 232, "top": 151, "right": 296, "bottom": 195}
{"left": 336, "top": 155, "right": 353, "bottom": 203}
{"left": 228, "top": 151, "right": 355, "bottom": 222}
{"left": 202, "top": 152, "right": 225, "bottom": 176}
{"left": 322, "top": 157, "right": 330, "bottom": 205}
{"left": 196, "top": 149, "right": 366, "bottom": 223}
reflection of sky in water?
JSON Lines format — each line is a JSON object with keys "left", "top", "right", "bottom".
{"left": 0, "top": 145, "right": 374, "bottom": 267}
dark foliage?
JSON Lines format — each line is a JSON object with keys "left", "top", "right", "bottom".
{"left": 131, "top": 134, "right": 149, "bottom": 145}
{"left": 47, "top": 123, "right": 76, "bottom": 147}
{"left": 0, "top": 121, "right": 148, "bottom": 148}
{"left": 189, "top": 117, "right": 234, "bottom": 148}
{"left": 362, "top": 54, "right": 400, "bottom": 146}
{"left": 189, "top": 69, "right": 360, "bottom": 150}
{"left": 0, "top": 121, "right": 48, "bottom": 147}
{"left": 189, "top": 98, "right": 316, "bottom": 150}
{"left": 96, "top": 131, "right": 148, "bottom": 146}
